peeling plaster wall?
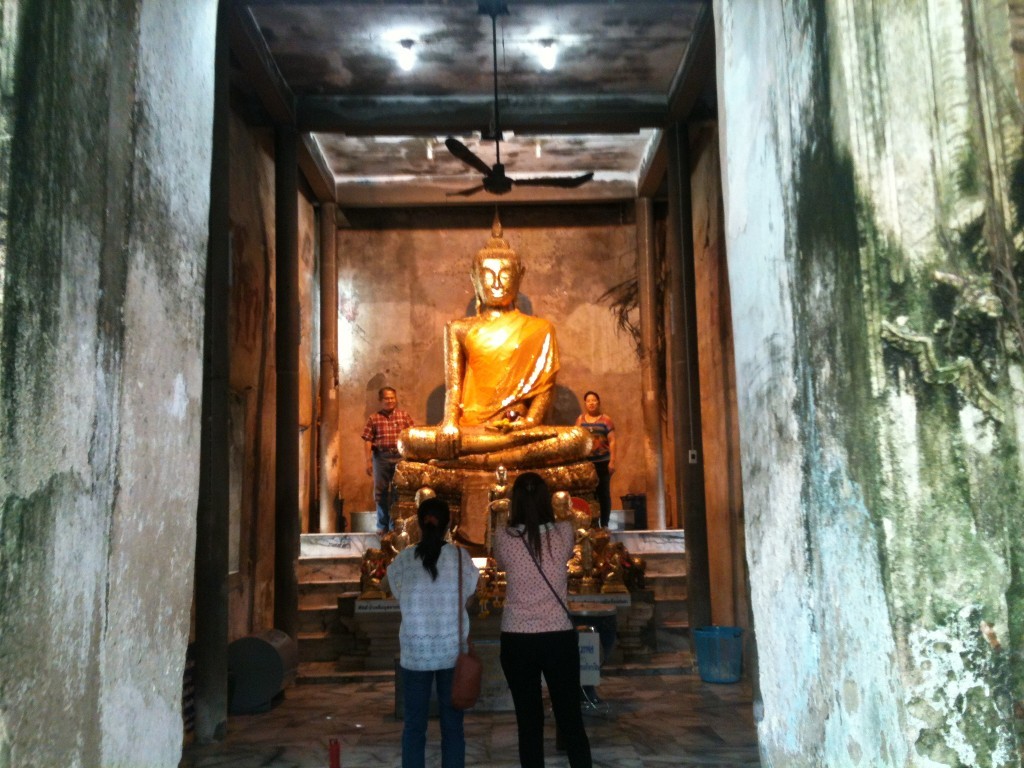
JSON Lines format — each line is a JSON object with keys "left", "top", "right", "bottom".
{"left": 718, "top": 1, "right": 1022, "bottom": 766}
{"left": 335, "top": 217, "right": 644, "bottom": 519}
{"left": 0, "top": 2, "right": 215, "bottom": 766}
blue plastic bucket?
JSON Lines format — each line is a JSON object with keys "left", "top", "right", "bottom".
{"left": 693, "top": 626, "right": 743, "bottom": 683}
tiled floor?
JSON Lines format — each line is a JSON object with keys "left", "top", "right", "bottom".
{"left": 180, "top": 671, "right": 761, "bottom": 767}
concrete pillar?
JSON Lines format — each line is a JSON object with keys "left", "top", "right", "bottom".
{"left": 635, "top": 197, "right": 667, "bottom": 529}
{"left": 193, "top": 0, "right": 230, "bottom": 742}
{"left": 0, "top": 2, "right": 215, "bottom": 764}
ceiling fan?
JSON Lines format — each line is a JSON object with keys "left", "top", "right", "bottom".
{"left": 445, "top": 1, "right": 595, "bottom": 197}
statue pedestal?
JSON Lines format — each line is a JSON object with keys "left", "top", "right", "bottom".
{"left": 393, "top": 460, "right": 598, "bottom": 554}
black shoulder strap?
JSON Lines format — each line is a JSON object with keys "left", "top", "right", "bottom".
{"left": 522, "top": 536, "right": 572, "bottom": 620}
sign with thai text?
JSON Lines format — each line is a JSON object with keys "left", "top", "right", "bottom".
{"left": 355, "top": 599, "right": 401, "bottom": 614}
{"left": 578, "top": 630, "right": 601, "bottom": 686}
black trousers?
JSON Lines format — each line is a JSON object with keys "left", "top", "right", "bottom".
{"left": 593, "top": 460, "right": 611, "bottom": 528}
{"left": 500, "top": 630, "right": 592, "bottom": 768}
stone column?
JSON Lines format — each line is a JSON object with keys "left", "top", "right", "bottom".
{"left": 194, "top": 0, "right": 230, "bottom": 741}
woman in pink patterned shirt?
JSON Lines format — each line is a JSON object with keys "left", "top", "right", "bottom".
{"left": 494, "top": 472, "right": 592, "bottom": 768}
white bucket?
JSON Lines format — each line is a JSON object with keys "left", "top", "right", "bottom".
{"left": 350, "top": 510, "right": 378, "bottom": 533}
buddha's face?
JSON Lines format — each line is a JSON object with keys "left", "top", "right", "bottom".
{"left": 473, "top": 255, "right": 523, "bottom": 309}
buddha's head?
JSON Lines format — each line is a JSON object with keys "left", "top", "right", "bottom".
{"left": 472, "top": 215, "right": 524, "bottom": 312}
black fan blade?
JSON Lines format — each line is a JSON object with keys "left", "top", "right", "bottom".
{"left": 512, "top": 172, "right": 595, "bottom": 189}
{"left": 444, "top": 137, "right": 494, "bottom": 177}
{"left": 446, "top": 183, "right": 486, "bottom": 197}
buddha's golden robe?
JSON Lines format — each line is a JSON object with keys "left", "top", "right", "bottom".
{"left": 460, "top": 310, "right": 558, "bottom": 426}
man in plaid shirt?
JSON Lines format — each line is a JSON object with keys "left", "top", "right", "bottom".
{"left": 362, "top": 387, "right": 414, "bottom": 533}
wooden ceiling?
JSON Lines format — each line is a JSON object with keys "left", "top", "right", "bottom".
{"left": 228, "top": 0, "right": 716, "bottom": 206}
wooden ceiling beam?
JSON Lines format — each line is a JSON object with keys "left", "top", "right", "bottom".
{"left": 636, "top": 129, "right": 668, "bottom": 198}
{"left": 296, "top": 95, "right": 668, "bottom": 135}
{"left": 666, "top": 3, "right": 716, "bottom": 123}
{"left": 299, "top": 135, "right": 336, "bottom": 203}
{"left": 333, "top": 178, "right": 638, "bottom": 208}
{"left": 227, "top": 2, "right": 295, "bottom": 124}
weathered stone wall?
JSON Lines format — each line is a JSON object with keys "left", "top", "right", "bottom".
{"left": 334, "top": 210, "right": 645, "bottom": 520}
{"left": 718, "top": 0, "right": 1022, "bottom": 765}
{"left": 0, "top": 2, "right": 215, "bottom": 766}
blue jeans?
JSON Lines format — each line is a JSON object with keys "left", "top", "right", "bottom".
{"left": 400, "top": 666, "right": 465, "bottom": 768}
{"left": 372, "top": 454, "right": 399, "bottom": 531}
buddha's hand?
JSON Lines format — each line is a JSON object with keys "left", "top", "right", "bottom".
{"left": 489, "top": 415, "right": 536, "bottom": 433}
{"left": 435, "top": 423, "right": 462, "bottom": 459}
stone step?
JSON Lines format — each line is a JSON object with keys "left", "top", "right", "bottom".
{"left": 655, "top": 620, "right": 691, "bottom": 653}
{"left": 298, "top": 606, "right": 343, "bottom": 635}
{"left": 296, "top": 557, "right": 362, "bottom": 583}
{"left": 642, "top": 559, "right": 686, "bottom": 578}
{"left": 646, "top": 573, "right": 686, "bottom": 601}
{"left": 301, "top": 533, "right": 380, "bottom": 559}
{"left": 654, "top": 597, "right": 688, "bottom": 625}
{"left": 298, "top": 531, "right": 684, "bottom": 565}
{"left": 297, "top": 631, "right": 360, "bottom": 664}
{"left": 294, "top": 529, "right": 688, "bottom": 677}
{"left": 298, "top": 579, "right": 361, "bottom": 609}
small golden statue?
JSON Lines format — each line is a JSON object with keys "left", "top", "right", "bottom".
{"left": 385, "top": 516, "right": 411, "bottom": 556}
{"left": 600, "top": 541, "right": 630, "bottom": 594}
{"left": 414, "top": 486, "right": 437, "bottom": 507}
{"left": 398, "top": 214, "right": 592, "bottom": 470}
{"left": 475, "top": 555, "right": 506, "bottom": 617}
{"left": 552, "top": 490, "right": 573, "bottom": 521}
{"left": 358, "top": 547, "right": 391, "bottom": 599}
{"left": 486, "top": 466, "right": 511, "bottom": 554}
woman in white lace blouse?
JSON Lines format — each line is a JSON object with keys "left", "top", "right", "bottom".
{"left": 385, "top": 499, "right": 481, "bottom": 768}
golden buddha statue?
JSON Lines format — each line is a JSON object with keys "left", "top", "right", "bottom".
{"left": 393, "top": 216, "right": 598, "bottom": 552}
{"left": 398, "top": 216, "right": 591, "bottom": 470}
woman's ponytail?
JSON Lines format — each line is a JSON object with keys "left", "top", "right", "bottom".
{"left": 414, "top": 498, "right": 451, "bottom": 580}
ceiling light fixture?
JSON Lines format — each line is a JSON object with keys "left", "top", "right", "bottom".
{"left": 397, "top": 39, "right": 416, "bottom": 71}
{"left": 426, "top": 138, "right": 434, "bottom": 160}
{"left": 535, "top": 139, "right": 542, "bottom": 158}
{"left": 538, "top": 40, "right": 557, "bottom": 71}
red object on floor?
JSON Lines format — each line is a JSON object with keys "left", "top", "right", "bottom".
{"left": 329, "top": 738, "right": 341, "bottom": 768}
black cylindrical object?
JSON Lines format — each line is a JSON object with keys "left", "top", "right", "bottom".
{"left": 227, "top": 629, "right": 298, "bottom": 714}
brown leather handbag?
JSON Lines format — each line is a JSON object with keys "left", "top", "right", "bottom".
{"left": 450, "top": 547, "right": 482, "bottom": 710}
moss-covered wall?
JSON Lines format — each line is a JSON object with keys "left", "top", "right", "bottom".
{"left": 0, "top": 1, "right": 215, "bottom": 765}
{"left": 333, "top": 209, "right": 646, "bottom": 519}
{"left": 718, "top": 0, "right": 1022, "bottom": 764}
